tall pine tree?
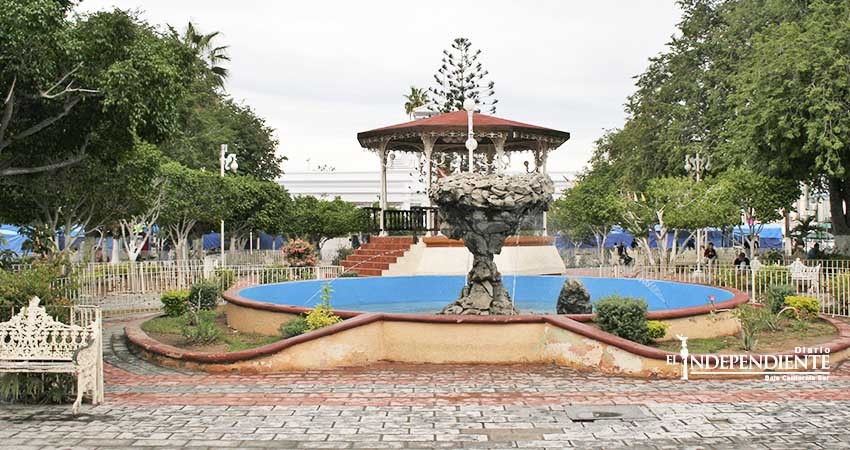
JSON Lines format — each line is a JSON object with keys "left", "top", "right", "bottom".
{"left": 429, "top": 38, "right": 497, "bottom": 114}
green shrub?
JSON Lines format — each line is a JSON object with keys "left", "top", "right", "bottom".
{"left": 0, "top": 250, "right": 20, "bottom": 271}
{"left": 784, "top": 296, "right": 820, "bottom": 319}
{"left": 646, "top": 320, "right": 668, "bottom": 340}
{"left": 339, "top": 271, "right": 359, "bottom": 278}
{"left": 306, "top": 282, "right": 342, "bottom": 331}
{"left": 181, "top": 310, "right": 220, "bottom": 345}
{"left": 556, "top": 279, "right": 592, "bottom": 314}
{"left": 733, "top": 304, "right": 768, "bottom": 351}
{"left": 214, "top": 267, "right": 235, "bottom": 290}
{"left": 160, "top": 290, "right": 190, "bottom": 317}
{"left": 765, "top": 284, "right": 795, "bottom": 314}
{"left": 595, "top": 295, "right": 650, "bottom": 344}
{"left": 760, "top": 250, "right": 785, "bottom": 264}
{"left": 188, "top": 280, "right": 220, "bottom": 311}
{"left": 0, "top": 373, "right": 75, "bottom": 404}
{"left": 0, "top": 262, "right": 66, "bottom": 310}
{"left": 281, "top": 315, "right": 309, "bottom": 338}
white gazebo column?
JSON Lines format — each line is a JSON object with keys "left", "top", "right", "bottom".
{"left": 492, "top": 135, "right": 507, "bottom": 173}
{"left": 535, "top": 140, "right": 550, "bottom": 174}
{"left": 421, "top": 134, "right": 437, "bottom": 236}
{"left": 536, "top": 140, "right": 551, "bottom": 235}
{"left": 377, "top": 138, "right": 390, "bottom": 236}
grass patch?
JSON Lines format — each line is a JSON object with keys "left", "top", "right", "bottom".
{"left": 653, "top": 318, "right": 837, "bottom": 354}
{"left": 140, "top": 315, "right": 184, "bottom": 335}
{"left": 220, "top": 334, "right": 281, "bottom": 352}
{"left": 140, "top": 313, "right": 282, "bottom": 352}
{"left": 655, "top": 336, "right": 735, "bottom": 354}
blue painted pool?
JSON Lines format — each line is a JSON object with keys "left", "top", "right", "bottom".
{"left": 237, "top": 276, "right": 734, "bottom": 314}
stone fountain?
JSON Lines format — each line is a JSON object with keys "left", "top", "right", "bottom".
{"left": 430, "top": 172, "right": 554, "bottom": 315}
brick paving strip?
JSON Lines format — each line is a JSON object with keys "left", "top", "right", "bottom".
{"left": 1, "top": 317, "right": 849, "bottom": 449}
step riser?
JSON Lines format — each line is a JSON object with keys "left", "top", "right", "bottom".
{"left": 341, "top": 261, "right": 390, "bottom": 269}
{"left": 368, "top": 237, "right": 415, "bottom": 244}
{"left": 352, "top": 268, "right": 383, "bottom": 277}
{"left": 354, "top": 249, "right": 406, "bottom": 257}
{"left": 359, "top": 243, "right": 412, "bottom": 251}
{"left": 340, "top": 237, "right": 414, "bottom": 277}
{"left": 345, "top": 255, "right": 398, "bottom": 263}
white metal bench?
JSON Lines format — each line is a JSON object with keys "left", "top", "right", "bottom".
{"left": 787, "top": 258, "right": 821, "bottom": 290}
{"left": 0, "top": 297, "right": 104, "bottom": 414}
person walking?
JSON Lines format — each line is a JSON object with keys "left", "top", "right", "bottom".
{"left": 704, "top": 242, "right": 718, "bottom": 266}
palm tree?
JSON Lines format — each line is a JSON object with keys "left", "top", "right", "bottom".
{"left": 403, "top": 86, "right": 429, "bottom": 119}
{"left": 181, "top": 22, "right": 230, "bottom": 88}
{"left": 790, "top": 216, "right": 820, "bottom": 250}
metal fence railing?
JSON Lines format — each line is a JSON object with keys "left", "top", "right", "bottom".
{"left": 567, "top": 258, "right": 850, "bottom": 317}
{"left": 30, "top": 248, "right": 850, "bottom": 318}
{"left": 52, "top": 263, "right": 344, "bottom": 311}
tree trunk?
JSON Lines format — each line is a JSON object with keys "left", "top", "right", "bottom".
{"left": 110, "top": 237, "right": 121, "bottom": 264}
{"left": 829, "top": 177, "right": 850, "bottom": 253}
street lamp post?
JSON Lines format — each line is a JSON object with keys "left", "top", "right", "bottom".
{"left": 220, "top": 144, "right": 238, "bottom": 267}
{"left": 684, "top": 153, "right": 711, "bottom": 273}
{"left": 463, "top": 99, "right": 477, "bottom": 173}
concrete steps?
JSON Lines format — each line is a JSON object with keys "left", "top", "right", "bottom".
{"left": 339, "top": 236, "right": 414, "bottom": 277}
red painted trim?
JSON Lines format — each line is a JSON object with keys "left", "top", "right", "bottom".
{"left": 125, "top": 313, "right": 385, "bottom": 364}
{"left": 127, "top": 308, "right": 850, "bottom": 368}
{"left": 422, "top": 236, "right": 555, "bottom": 248}
{"left": 122, "top": 282, "right": 838, "bottom": 369}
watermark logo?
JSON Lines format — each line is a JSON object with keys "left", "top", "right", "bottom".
{"left": 668, "top": 335, "right": 830, "bottom": 381}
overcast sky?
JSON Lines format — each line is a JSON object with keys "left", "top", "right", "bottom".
{"left": 79, "top": 1, "right": 682, "bottom": 174}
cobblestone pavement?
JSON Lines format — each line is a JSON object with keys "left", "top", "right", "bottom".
{"left": 2, "top": 317, "right": 850, "bottom": 449}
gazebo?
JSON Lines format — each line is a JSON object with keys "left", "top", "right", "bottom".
{"left": 357, "top": 110, "right": 571, "bottom": 234}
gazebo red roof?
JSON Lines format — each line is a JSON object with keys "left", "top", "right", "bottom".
{"left": 357, "top": 111, "right": 570, "bottom": 148}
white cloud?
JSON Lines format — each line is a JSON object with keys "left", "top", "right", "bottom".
{"left": 79, "top": 0, "right": 681, "bottom": 173}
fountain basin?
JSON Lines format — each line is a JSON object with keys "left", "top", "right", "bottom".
{"left": 235, "top": 275, "right": 734, "bottom": 314}
{"left": 223, "top": 275, "right": 745, "bottom": 342}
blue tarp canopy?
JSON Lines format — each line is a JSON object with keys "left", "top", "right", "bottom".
{"left": 556, "top": 223, "right": 786, "bottom": 250}
{"left": 202, "top": 232, "right": 285, "bottom": 250}
{"left": 0, "top": 225, "right": 26, "bottom": 254}
{"left": 0, "top": 224, "right": 287, "bottom": 255}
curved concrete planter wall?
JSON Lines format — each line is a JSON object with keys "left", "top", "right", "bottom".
{"left": 124, "top": 285, "right": 850, "bottom": 378}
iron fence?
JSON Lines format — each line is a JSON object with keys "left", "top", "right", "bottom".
{"left": 568, "top": 258, "right": 850, "bottom": 317}
{"left": 53, "top": 263, "right": 344, "bottom": 309}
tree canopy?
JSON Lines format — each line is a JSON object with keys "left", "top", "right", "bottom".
{"left": 0, "top": 2, "right": 290, "bottom": 261}
{"left": 0, "top": 3, "right": 195, "bottom": 177}
{"left": 287, "top": 196, "right": 368, "bottom": 250}
{"left": 576, "top": 0, "right": 848, "bottom": 253}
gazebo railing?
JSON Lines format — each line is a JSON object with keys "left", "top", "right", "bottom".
{"left": 363, "top": 207, "right": 544, "bottom": 234}
{"left": 364, "top": 207, "right": 440, "bottom": 233}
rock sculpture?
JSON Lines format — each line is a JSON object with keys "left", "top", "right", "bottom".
{"left": 556, "top": 279, "right": 593, "bottom": 314}
{"left": 430, "top": 172, "right": 554, "bottom": 315}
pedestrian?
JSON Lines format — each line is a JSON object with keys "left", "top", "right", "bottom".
{"left": 807, "top": 243, "right": 821, "bottom": 260}
{"left": 733, "top": 252, "right": 750, "bottom": 270}
{"left": 617, "top": 242, "right": 633, "bottom": 266}
{"left": 704, "top": 242, "right": 718, "bottom": 265}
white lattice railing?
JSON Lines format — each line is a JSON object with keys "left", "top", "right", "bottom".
{"left": 55, "top": 263, "right": 344, "bottom": 308}
{"left": 566, "top": 259, "right": 850, "bottom": 317}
